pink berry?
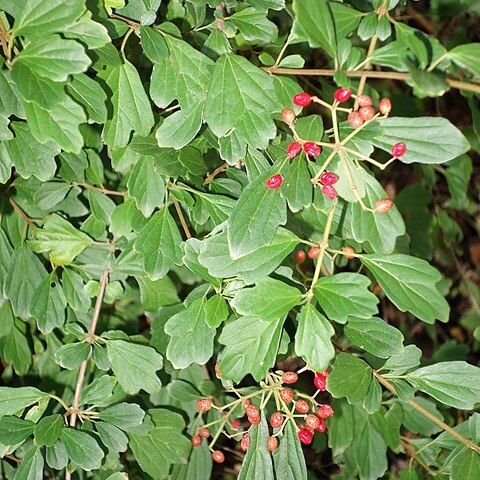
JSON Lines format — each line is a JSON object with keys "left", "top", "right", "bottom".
{"left": 196, "top": 399, "right": 212, "bottom": 412}
{"left": 280, "top": 388, "right": 294, "bottom": 403}
{"left": 357, "top": 95, "right": 373, "bottom": 107}
{"left": 391, "top": 142, "right": 406, "bottom": 157}
{"left": 265, "top": 174, "right": 283, "bottom": 189}
{"left": 281, "top": 108, "right": 296, "bottom": 124}
{"left": 316, "top": 417, "right": 326, "bottom": 433}
{"left": 214, "top": 362, "right": 222, "bottom": 378}
{"left": 298, "top": 427, "right": 314, "bottom": 445}
{"left": 246, "top": 405, "right": 259, "bottom": 419}
{"left": 375, "top": 198, "right": 393, "bottom": 213}
{"left": 319, "top": 171, "right": 338, "bottom": 186}
{"left": 198, "top": 427, "right": 210, "bottom": 438}
{"left": 191, "top": 435, "right": 201, "bottom": 447}
{"left": 313, "top": 374, "right": 327, "bottom": 391}
{"left": 317, "top": 404, "right": 334, "bottom": 419}
{"left": 379, "top": 98, "right": 392, "bottom": 115}
{"left": 321, "top": 184, "right": 338, "bottom": 200}
{"left": 342, "top": 247, "right": 355, "bottom": 259}
{"left": 282, "top": 371, "right": 298, "bottom": 384}
{"left": 293, "top": 92, "right": 312, "bottom": 107}
{"left": 212, "top": 450, "right": 225, "bottom": 463}
{"left": 287, "top": 141, "right": 302, "bottom": 159}
{"left": 295, "top": 400, "right": 310, "bottom": 414}
{"left": 305, "top": 414, "right": 321, "bottom": 431}
{"left": 241, "top": 433, "right": 250, "bottom": 451}
{"left": 295, "top": 250, "right": 306, "bottom": 264}
{"left": 359, "top": 106, "right": 375, "bottom": 121}
{"left": 248, "top": 415, "right": 260, "bottom": 425}
{"left": 231, "top": 420, "right": 241, "bottom": 430}
{"left": 270, "top": 412, "right": 284, "bottom": 428}
{"left": 303, "top": 142, "right": 321, "bottom": 157}
{"left": 267, "top": 435, "right": 279, "bottom": 452}
{"left": 243, "top": 399, "right": 251, "bottom": 408}
{"left": 348, "top": 111, "right": 364, "bottom": 128}
{"left": 308, "top": 247, "right": 320, "bottom": 259}
{"left": 334, "top": 88, "right": 351, "bottom": 103}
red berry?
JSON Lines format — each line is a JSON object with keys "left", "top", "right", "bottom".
{"left": 282, "top": 371, "right": 298, "bottom": 384}
{"left": 267, "top": 435, "right": 278, "bottom": 452}
{"left": 191, "top": 435, "right": 201, "bottom": 447}
{"left": 198, "top": 427, "right": 210, "bottom": 438}
{"left": 280, "top": 388, "right": 294, "bottom": 403}
{"left": 294, "top": 250, "right": 306, "bottom": 265}
{"left": 305, "top": 414, "right": 321, "bottom": 430}
{"left": 248, "top": 415, "right": 260, "bottom": 425}
{"left": 214, "top": 362, "right": 222, "bottom": 378}
{"left": 281, "top": 108, "right": 296, "bottom": 124}
{"left": 373, "top": 283, "right": 382, "bottom": 294}
{"left": 212, "top": 450, "right": 225, "bottom": 463}
{"left": 334, "top": 88, "right": 351, "bottom": 103}
{"left": 375, "top": 198, "right": 393, "bottom": 213}
{"left": 319, "top": 369, "right": 329, "bottom": 377}
{"left": 196, "top": 399, "right": 212, "bottom": 412}
{"left": 321, "top": 184, "right": 338, "bottom": 200}
{"left": 287, "top": 141, "right": 302, "bottom": 159}
{"left": 313, "top": 374, "right": 327, "bottom": 391}
{"left": 359, "top": 106, "right": 375, "bottom": 121}
{"left": 317, "top": 404, "right": 334, "bottom": 419}
{"left": 265, "top": 174, "right": 283, "bottom": 190}
{"left": 348, "top": 111, "right": 364, "bottom": 128}
{"left": 231, "top": 420, "right": 241, "bottom": 430}
{"left": 357, "top": 95, "right": 373, "bottom": 107}
{"left": 298, "top": 427, "right": 314, "bottom": 445}
{"left": 293, "top": 92, "right": 312, "bottom": 107}
{"left": 303, "top": 142, "right": 321, "bottom": 157}
{"left": 379, "top": 98, "right": 392, "bottom": 115}
{"left": 308, "top": 247, "right": 320, "bottom": 259}
{"left": 270, "top": 412, "right": 284, "bottom": 428}
{"left": 319, "top": 171, "right": 338, "bottom": 186}
{"left": 243, "top": 399, "right": 251, "bottom": 408}
{"left": 245, "top": 405, "right": 259, "bottom": 418}
{"left": 316, "top": 417, "right": 326, "bottom": 433}
{"left": 342, "top": 246, "right": 355, "bottom": 259}
{"left": 295, "top": 400, "right": 310, "bottom": 414}
{"left": 391, "top": 142, "right": 406, "bottom": 157}
{"left": 241, "top": 433, "right": 250, "bottom": 451}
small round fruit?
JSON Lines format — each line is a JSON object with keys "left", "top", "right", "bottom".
{"left": 391, "top": 142, "right": 406, "bottom": 157}
{"left": 357, "top": 94, "right": 373, "bottom": 107}
{"left": 231, "top": 420, "right": 241, "bottom": 430}
{"left": 348, "top": 111, "right": 364, "bottom": 128}
{"left": 198, "top": 427, "right": 210, "bottom": 438}
{"left": 322, "top": 184, "right": 338, "bottom": 200}
{"left": 334, "top": 87, "right": 352, "bottom": 103}
{"left": 305, "top": 414, "right": 321, "bottom": 431}
{"left": 342, "top": 246, "right": 355, "bottom": 259}
{"left": 248, "top": 415, "right": 260, "bottom": 425}
{"left": 373, "top": 283, "right": 382, "bottom": 294}
{"left": 246, "top": 405, "right": 259, "bottom": 419}
{"left": 308, "top": 247, "right": 320, "bottom": 259}
{"left": 303, "top": 142, "right": 321, "bottom": 157}
{"left": 280, "top": 388, "right": 295, "bottom": 403}
{"left": 281, "top": 108, "right": 296, "bottom": 124}
{"left": 293, "top": 92, "right": 312, "bottom": 107}
{"left": 375, "top": 198, "right": 393, "bottom": 213}
{"left": 316, "top": 417, "right": 326, "bottom": 433}
{"left": 270, "top": 412, "right": 284, "bottom": 428}
{"left": 243, "top": 398, "right": 251, "bottom": 408}
{"left": 214, "top": 362, "right": 222, "bottom": 378}
{"left": 379, "top": 98, "right": 392, "bottom": 115}
{"left": 294, "top": 249, "right": 306, "bottom": 265}
{"left": 282, "top": 371, "right": 298, "bottom": 384}
{"left": 267, "top": 436, "right": 278, "bottom": 452}
{"left": 196, "top": 398, "right": 212, "bottom": 412}
{"left": 241, "top": 433, "right": 251, "bottom": 452}
{"left": 359, "top": 106, "right": 375, "bottom": 121}
{"left": 212, "top": 450, "right": 225, "bottom": 463}
{"left": 313, "top": 374, "right": 327, "bottom": 391}
{"left": 265, "top": 174, "right": 283, "bottom": 189}
{"left": 319, "top": 171, "right": 339, "bottom": 186}
{"left": 319, "top": 369, "right": 329, "bottom": 378}
{"left": 298, "top": 427, "right": 314, "bottom": 445}
{"left": 191, "top": 435, "right": 201, "bottom": 447}
{"left": 317, "top": 404, "right": 335, "bottom": 419}
{"left": 295, "top": 400, "right": 310, "bottom": 414}
{"left": 287, "top": 141, "right": 302, "bottom": 159}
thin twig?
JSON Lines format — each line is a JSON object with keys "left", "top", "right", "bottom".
{"left": 204, "top": 162, "right": 228, "bottom": 185}
{"left": 8, "top": 197, "right": 37, "bottom": 230}
{"left": 172, "top": 196, "right": 192, "bottom": 239}
{"left": 79, "top": 183, "right": 125, "bottom": 197}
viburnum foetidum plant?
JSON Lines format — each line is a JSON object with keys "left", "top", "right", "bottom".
{"left": 0, "top": 0, "right": 479, "bottom": 479}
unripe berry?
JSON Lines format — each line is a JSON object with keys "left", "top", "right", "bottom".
{"left": 198, "top": 427, "right": 210, "bottom": 438}
{"left": 313, "top": 374, "right": 327, "bottom": 391}
{"left": 375, "top": 198, "right": 393, "bottom": 213}
{"left": 245, "top": 405, "right": 259, "bottom": 419}
{"left": 379, "top": 98, "right": 392, "bottom": 115}
{"left": 357, "top": 94, "right": 373, "bottom": 107}
{"left": 322, "top": 184, "right": 338, "bottom": 200}
{"left": 281, "top": 108, "right": 296, "bottom": 124}
{"left": 359, "top": 106, "right": 375, "bottom": 121}
{"left": 212, "top": 450, "right": 225, "bottom": 463}
{"left": 308, "top": 247, "right": 320, "bottom": 259}
{"left": 391, "top": 142, "right": 406, "bottom": 157}
{"left": 317, "top": 404, "right": 334, "bottom": 419}
{"left": 214, "top": 362, "right": 222, "bottom": 378}
{"left": 196, "top": 398, "right": 212, "bottom": 412}
{"left": 287, "top": 141, "right": 302, "bottom": 159}
{"left": 282, "top": 371, "right": 298, "bottom": 384}
{"left": 270, "top": 412, "right": 284, "bottom": 428}
{"left": 320, "top": 171, "right": 339, "bottom": 186}
{"left": 265, "top": 174, "right": 283, "bottom": 189}
{"left": 298, "top": 427, "right": 314, "bottom": 445}
{"left": 303, "top": 141, "right": 321, "bottom": 157}
{"left": 293, "top": 92, "right": 312, "bottom": 107}
{"left": 295, "top": 400, "right": 310, "bottom": 414}
{"left": 305, "top": 414, "right": 321, "bottom": 431}
{"left": 348, "top": 111, "right": 364, "bottom": 128}
{"left": 294, "top": 250, "right": 306, "bottom": 265}
{"left": 243, "top": 399, "right": 251, "bottom": 408}
{"left": 280, "top": 388, "right": 294, "bottom": 403}
{"left": 231, "top": 420, "right": 241, "bottom": 430}
{"left": 334, "top": 87, "right": 352, "bottom": 103}
{"left": 241, "top": 433, "right": 250, "bottom": 451}
{"left": 248, "top": 415, "right": 260, "bottom": 425}
{"left": 191, "top": 435, "right": 201, "bottom": 447}
{"left": 342, "top": 246, "right": 355, "bottom": 259}
{"left": 267, "top": 435, "right": 278, "bottom": 452}
{"left": 316, "top": 417, "right": 326, "bottom": 433}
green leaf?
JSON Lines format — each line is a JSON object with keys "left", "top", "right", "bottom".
{"left": 327, "top": 353, "right": 372, "bottom": 404}
{"left": 13, "top": 447, "right": 44, "bottom": 480}
{"left": 137, "top": 275, "right": 179, "bottom": 312}
{"left": 204, "top": 294, "right": 229, "bottom": 328}
{"left": 0, "top": 415, "right": 35, "bottom": 445}
{"left": 0, "top": 69, "right": 24, "bottom": 118}
{"left": 29, "top": 214, "right": 94, "bottom": 265}
{"left": 62, "top": 15, "right": 111, "bottom": 50}
{"left": 54, "top": 342, "right": 90, "bottom": 370}
{"left": 295, "top": 303, "right": 335, "bottom": 371}
{"left": 98, "top": 402, "right": 145, "bottom": 430}
{"left": 2, "top": 324, "right": 32, "bottom": 375}
{"left": 448, "top": 44, "right": 480, "bottom": 79}
{"left": 239, "top": 413, "right": 274, "bottom": 479}
{"left": 228, "top": 167, "right": 287, "bottom": 258}
{"left": 313, "top": 273, "right": 379, "bottom": 324}
{"left": 13, "top": 0, "right": 86, "bottom": 37}
{"left": 140, "top": 26, "right": 169, "bottom": 63}
{"left": 218, "top": 315, "right": 284, "bottom": 382}
{"left": 282, "top": 156, "right": 312, "bottom": 212}
{"left": 272, "top": 419, "right": 307, "bottom": 480}
{"left": 67, "top": 73, "right": 108, "bottom": 124}
{"left": 164, "top": 296, "right": 216, "bottom": 369}
{"left": 61, "top": 428, "right": 105, "bottom": 471}
{"left": 204, "top": 54, "right": 277, "bottom": 149}
{"left": 102, "top": 59, "right": 155, "bottom": 148}
{"left": 134, "top": 207, "right": 183, "bottom": 280}
{"left": 230, "top": 7, "right": 277, "bottom": 43}
{"left": 33, "top": 182, "right": 71, "bottom": 210}
{"left": 381, "top": 345, "right": 422, "bottom": 375}
{"left": 363, "top": 378, "right": 382, "bottom": 414}
{"left": 34, "top": 415, "right": 63, "bottom": 447}
{"left": 360, "top": 254, "right": 450, "bottom": 324}
{"left": 451, "top": 449, "right": 480, "bottom": 480}
{"left": 170, "top": 442, "right": 212, "bottom": 480}
{"left": 96, "top": 421, "right": 128, "bottom": 452}
{"left": 373, "top": 117, "right": 470, "bottom": 164}
{"left": 61, "top": 269, "right": 91, "bottom": 312}
{"left": 80, "top": 375, "right": 116, "bottom": 406}
{"left": 406, "top": 361, "right": 480, "bottom": 409}
{"left": 45, "top": 439, "right": 68, "bottom": 470}
{"left": 106, "top": 339, "right": 163, "bottom": 395}
{"left": 0, "top": 387, "right": 45, "bottom": 417}
{"left": 344, "top": 317, "right": 404, "bottom": 358}
{"left": 354, "top": 420, "right": 388, "bottom": 480}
